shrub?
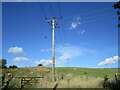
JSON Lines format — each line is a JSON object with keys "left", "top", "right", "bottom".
{"left": 38, "top": 64, "right": 43, "bottom": 66}
{"left": 0, "top": 59, "right": 7, "bottom": 69}
{"left": 2, "top": 66, "right": 7, "bottom": 69}
{"left": 9, "top": 65, "right": 18, "bottom": 69}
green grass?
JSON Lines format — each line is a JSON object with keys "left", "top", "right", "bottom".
{"left": 54, "top": 67, "right": 119, "bottom": 78}
{"left": 3, "top": 67, "right": 119, "bottom": 78}
{"left": 2, "top": 66, "right": 119, "bottom": 88}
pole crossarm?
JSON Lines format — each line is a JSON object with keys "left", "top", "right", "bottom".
{"left": 46, "top": 18, "right": 62, "bottom": 22}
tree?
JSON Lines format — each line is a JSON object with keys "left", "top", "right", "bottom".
{"left": 9, "top": 65, "right": 18, "bottom": 68}
{"left": 113, "top": 1, "right": 120, "bottom": 27}
{"left": 0, "top": 59, "right": 7, "bottom": 68}
{"left": 113, "top": 1, "right": 120, "bottom": 9}
{"left": 38, "top": 64, "right": 43, "bottom": 66}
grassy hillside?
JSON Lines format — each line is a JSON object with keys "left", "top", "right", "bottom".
{"left": 3, "top": 67, "right": 119, "bottom": 78}
{"left": 2, "top": 67, "right": 119, "bottom": 88}
{"left": 54, "top": 67, "right": 119, "bottom": 78}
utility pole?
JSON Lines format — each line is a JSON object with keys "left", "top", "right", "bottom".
{"left": 46, "top": 17, "right": 62, "bottom": 82}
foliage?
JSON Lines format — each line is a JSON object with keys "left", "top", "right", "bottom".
{"left": 102, "top": 75, "right": 120, "bottom": 89}
{"left": 117, "top": 11, "right": 120, "bottom": 15}
{"left": 113, "top": 1, "right": 120, "bottom": 27}
{"left": 2, "top": 65, "right": 7, "bottom": 69}
{"left": 113, "top": 1, "right": 120, "bottom": 9}
{"left": 118, "top": 24, "right": 120, "bottom": 27}
{"left": 0, "top": 59, "right": 7, "bottom": 68}
{"left": 2, "top": 73, "right": 14, "bottom": 89}
{"left": 9, "top": 65, "right": 18, "bottom": 68}
{"left": 38, "top": 64, "right": 43, "bottom": 66}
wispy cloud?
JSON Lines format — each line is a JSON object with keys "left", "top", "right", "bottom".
{"left": 8, "top": 47, "right": 25, "bottom": 55}
{"left": 78, "top": 30, "right": 86, "bottom": 35}
{"left": 69, "top": 22, "right": 81, "bottom": 29}
{"left": 98, "top": 56, "right": 120, "bottom": 66}
{"left": 37, "top": 44, "right": 82, "bottom": 66}
{"left": 56, "top": 44, "right": 82, "bottom": 62}
{"left": 40, "top": 48, "right": 51, "bottom": 52}
{"left": 35, "top": 59, "right": 52, "bottom": 66}
{"left": 69, "top": 16, "right": 81, "bottom": 30}
{"left": 37, "top": 43, "right": 96, "bottom": 66}
{"left": 13, "top": 57, "right": 29, "bottom": 62}
{"left": 74, "top": 16, "right": 80, "bottom": 21}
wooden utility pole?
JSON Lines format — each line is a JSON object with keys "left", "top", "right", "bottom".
{"left": 46, "top": 17, "right": 62, "bottom": 82}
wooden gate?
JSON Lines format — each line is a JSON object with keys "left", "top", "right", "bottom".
{"left": 14, "top": 77, "right": 43, "bottom": 88}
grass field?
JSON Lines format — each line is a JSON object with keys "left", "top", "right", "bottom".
{"left": 2, "top": 66, "right": 120, "bottom": 88}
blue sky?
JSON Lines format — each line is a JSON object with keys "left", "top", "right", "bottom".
{"left": 2, "top": 2, "right": 119, "bottom": 68}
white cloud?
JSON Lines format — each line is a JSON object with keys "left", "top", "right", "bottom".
{"left": 40, "top": 48, "right": 51, "bottom": 52}
{"left": 69, "top": 22, "right": 81, "bottom": 29}
{"left": 69, "top": 16, "right": 81, "bottom": 29}
{"left": 35, "top": 59, "right": 52, "bottom": 66}
{"left": 8, "top": 47, "right": 25, "bottom": 55}
{"left": 78, "top": 30, "right": 85, "bottom": 35}
{"left": 35, "top": 44, "right": 82, "bottom": 66}
{"left": 56, "top": 44, "right": 82, "bottom": 62}
{"left": 98, "top": 56, "right": 120, "bottom": 66}
{"left": 74, "top": 16, "right": 80, "bottom": 21}
{"left": 13, "top": 57, "right": 29, "bottom": 62}
{"left": 81, "top": 30, "right": 85, "bottom": 34}
{"left": 36, "top": 44, "right": 96, "bottom": 66}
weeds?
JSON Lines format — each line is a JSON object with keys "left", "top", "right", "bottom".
{"left": 102, "top": 74, "right": 120, "bottom": 90}
{"left": 37, "top": 74, "right": 103, "bottom": 88}
{"left": 2, "top": 67, "right": 120, "bottom": 89}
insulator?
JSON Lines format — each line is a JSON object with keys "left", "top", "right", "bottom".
{"left": 54, "top": 17, "right": 55, "bottom": 19}
{"left": 45, "top": 18, "right": 47, "bottom": 20}
{"left": 58, "top": 26, "right": 60, "bottom": 28}
{"left": 55, "top": 26, "right": 57, "bottom": 28}
{"left": 60, "top": 17, "right": 62, "bottom": 19}
{"left": 56, "top": 23, "right": 58, "bottom": 25}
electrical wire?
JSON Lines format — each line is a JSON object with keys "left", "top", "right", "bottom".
{"left": 48, "top": 0, "right": 55, "bottom": 18}
{"left": 82, "top": 15, "right": 117, "bottom": 24}
{"left": 64, "top": 7, "right": 114, "bottom": 20}
{"left": 57, "top": 0, "right": 62, "bottom": 18}
{"left": 81, "top": 12, "right": 115, "bottom": 20}
{"left": 61, "top": 22, "right": 67, "bottom": 44}
{"left": 38, "top": 2, "right": 47, "bottom": 19}
{"left": 63, "top": 12, "right": 116, "bottom": 25}
{"left": 57, "top": 0, "right": 67, "bottom": 44}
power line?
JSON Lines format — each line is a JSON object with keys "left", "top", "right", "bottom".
{"left": 81, "top": 12, "right": 115, "bottom": 20}
{"left": 63, "top": 12, "right": 116, "bottom": 25}
{"left": 78, "top": 7, "right": 113, "bottom": 16}
{"left": 57, "top": 0, "right": 62, "bottom": 18}
{"left": 56, "top": 28, "right": 64, "bottom": 44}
{"left": 38, "top": 2, "right": 47, "bottom": 19}
{"left": 56, "top": 0, "right": 66, "bottom": 44}
{"left": 61, "top": 22, "right": 67, "bottom": 44}
{"left": 64, "top": 7, "right": 114, "bottom": 20}
{"left": 82, "top": 16, "right": 117, "bottom": 24}
{"left": 48, "top": 0, "right": 55, "bottom": 18}
{"left": 61, "top": 16, "right": 116, "bottom": 31}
